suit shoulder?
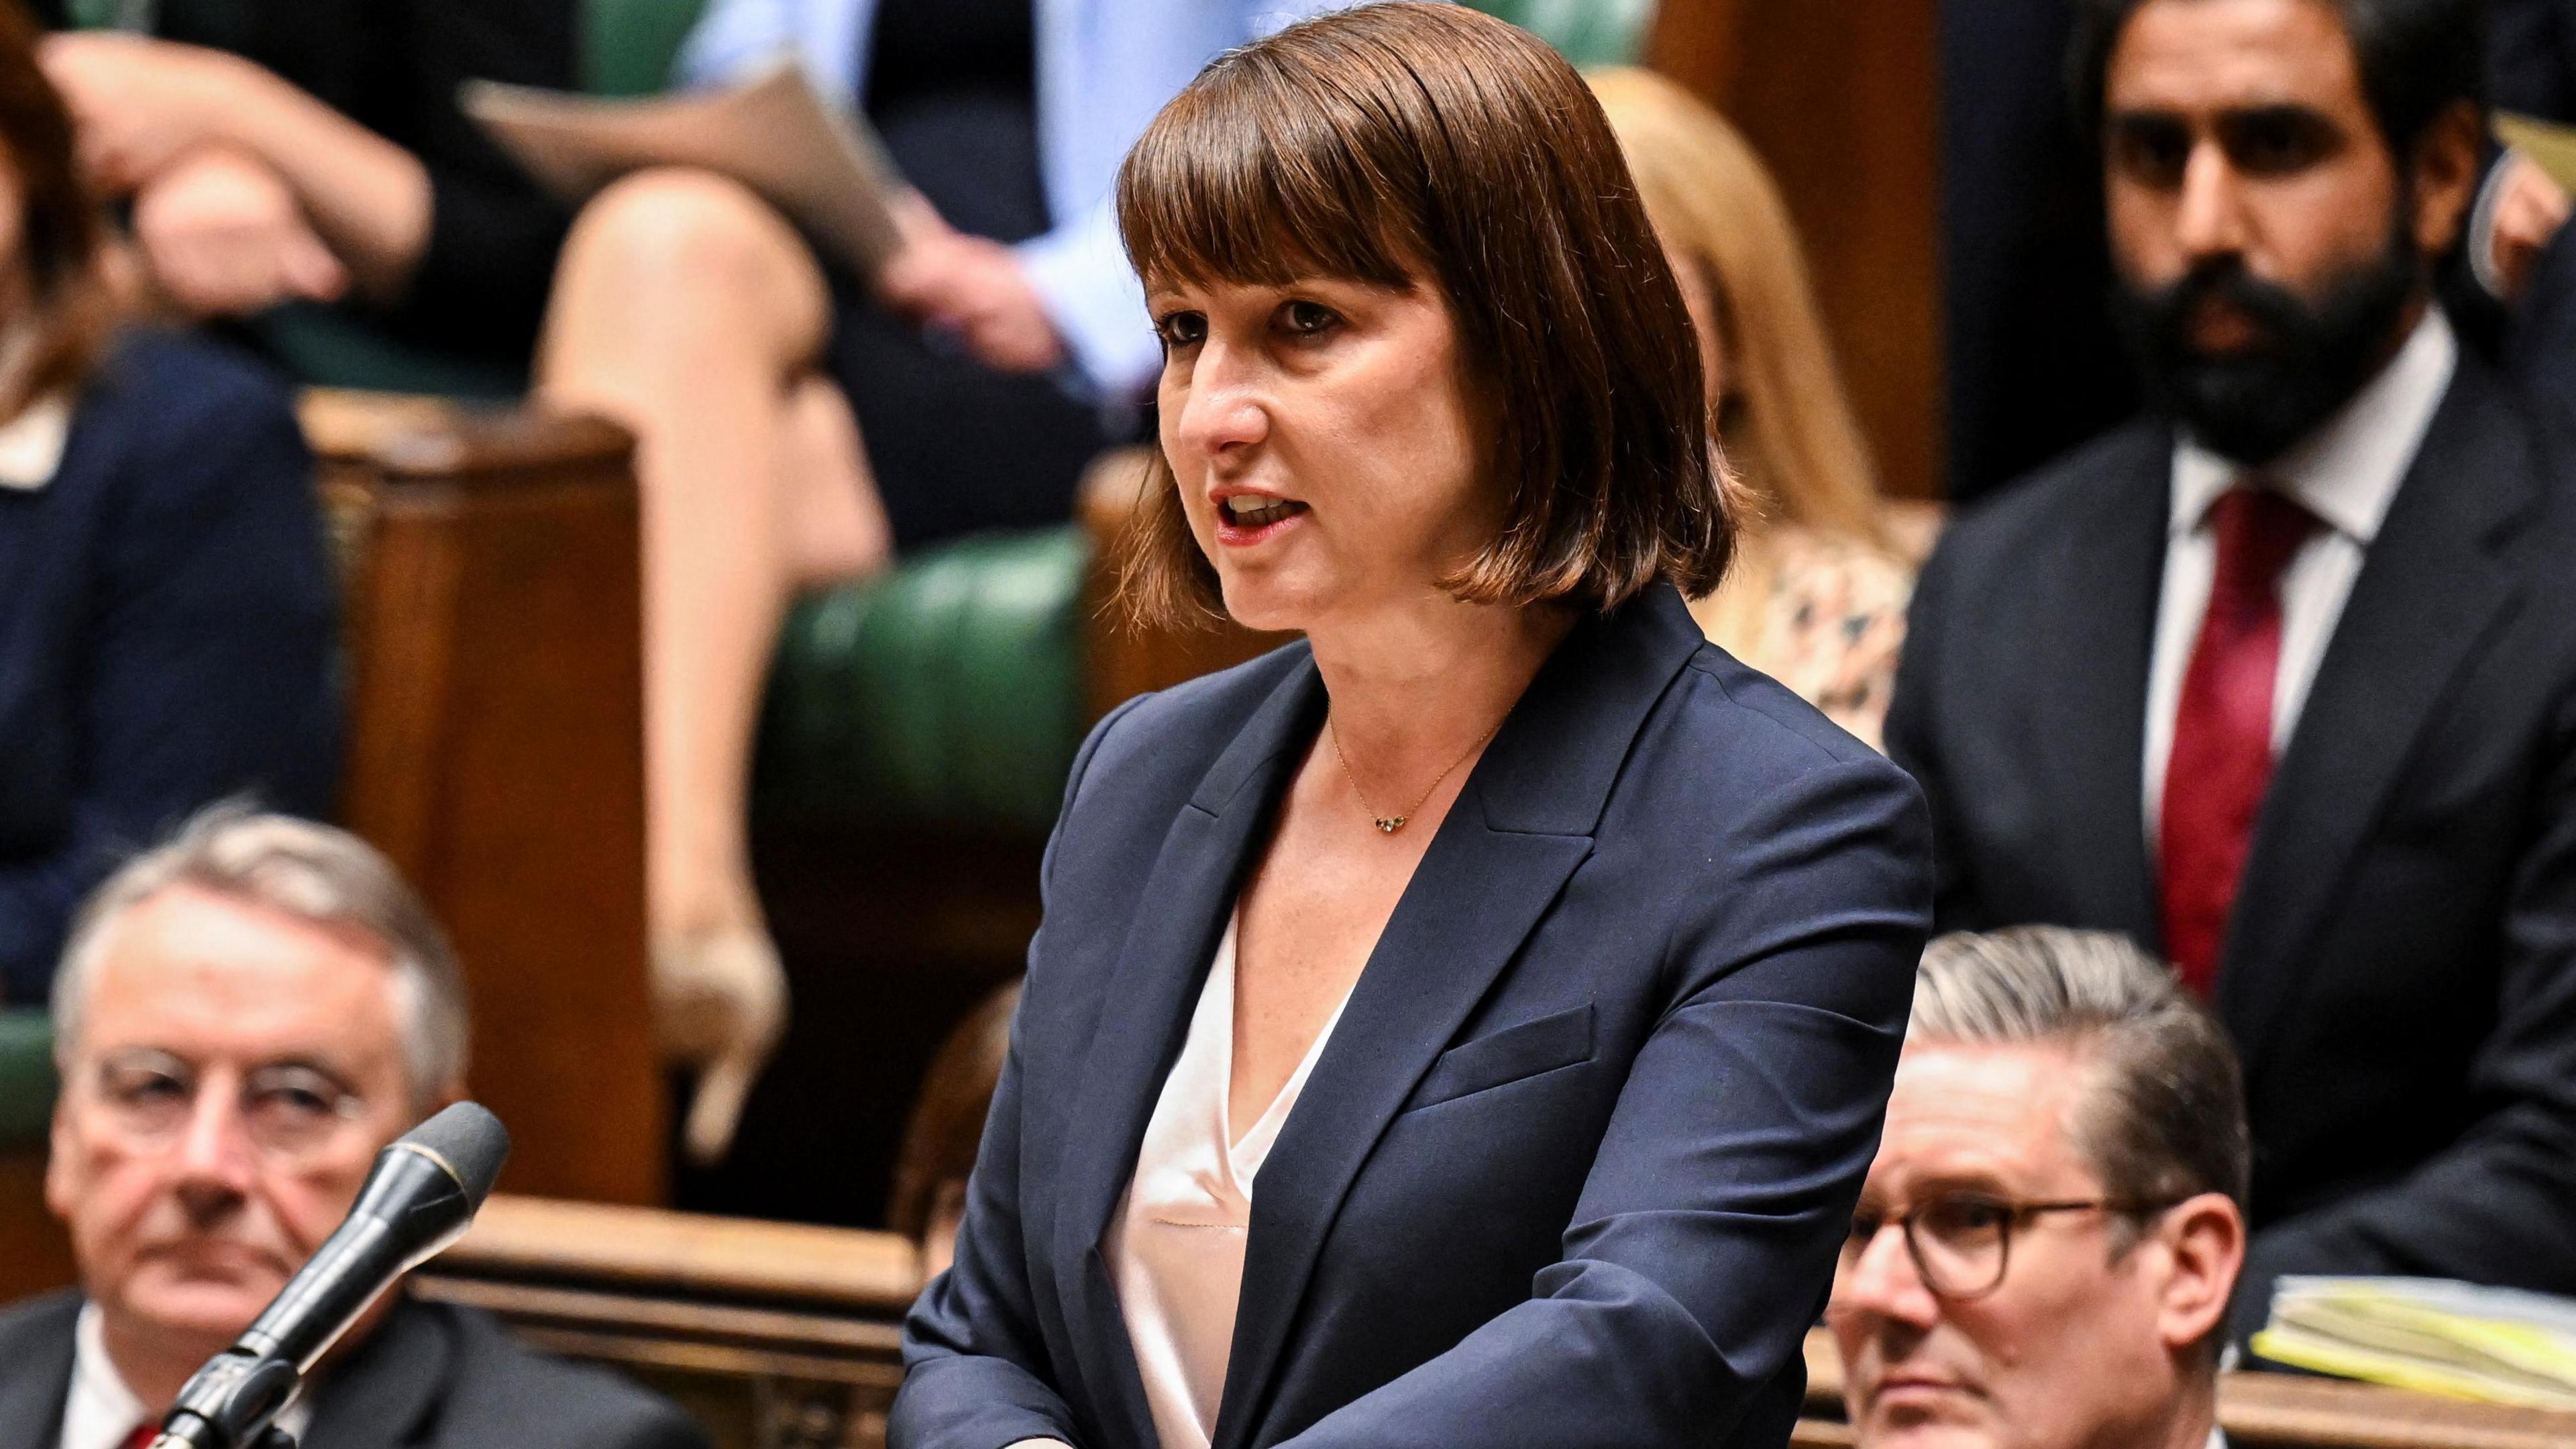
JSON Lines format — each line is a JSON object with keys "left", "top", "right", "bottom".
{"left": 1935, "top": 420, "right": 2167, "bottom": 569}
{"left": 435, "top": 1304, "right": 707, "bottom": 1449}
{"left": 0, "top": 1289, "right": 78, "bottom": 1352}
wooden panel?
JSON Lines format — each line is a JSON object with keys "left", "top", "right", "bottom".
{"left": 315, "top": 393, "right": 665, "bottom": 1205}
{"left": 421, "top": 1197, "right": 920, "bottom": 1449}
{"left": 1647, "top": 0, "right": 1945, "bottom": 499}
{"left": 0, "top": 1152, "right": 72, "bottom": 1302}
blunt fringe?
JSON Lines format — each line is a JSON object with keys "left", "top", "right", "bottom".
{"left": 1113, "top": 2, "right": 1736, "bottom": 628}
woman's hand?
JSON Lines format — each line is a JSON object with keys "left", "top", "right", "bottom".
{"left": 131, "top": 147, "right": 347, "bottom": 317}
{"left": 39, "top": 33, "right": 254, "bottom": 194}
{"left": 877, "top": 197, "right": 1068, "bottom": 375}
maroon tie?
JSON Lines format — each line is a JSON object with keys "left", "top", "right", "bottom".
{"left": 2159, "top": 485, "right": 2319, "bottom": 997}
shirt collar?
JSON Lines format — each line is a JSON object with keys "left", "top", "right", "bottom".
{"left": 64, "top": 1303, "right": 315, "bottom": 1449}
{"left": 2170, "top": 305, "right": 2457, "bottom": 544}
{"left": 0, "top": 390, "right": 74, "bottom": 490}
{"left": 65, "top": 1303, "right": 148, "bottom": 1449}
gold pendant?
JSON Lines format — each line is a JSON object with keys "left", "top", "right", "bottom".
{"left": 1375, "top": 816, "right": 1405, "bottom": 833}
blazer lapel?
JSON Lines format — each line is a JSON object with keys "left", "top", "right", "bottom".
{"left": 300, "top": 1296, "right": 452, "bottom": 1449}
{"left": 2219, "top": 366, "right": 2540, "bottom": 1067}
{"left": 1049, "top": 651, "right": 1326, "bottom": 1449}
{"left": 1207, "top": 588, "right": 1705, "bottom": 1449}
{"left": 2031, "top": 425, "right": 2169, "bottom": 947}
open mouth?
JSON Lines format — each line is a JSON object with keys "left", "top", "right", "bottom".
{"left": 1220, "top": 495, "right": 1307, "bottom": 529}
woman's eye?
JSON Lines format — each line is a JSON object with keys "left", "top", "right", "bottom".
{"left": 1280, "top": 301, "right": 1340, "bottom": 336}
{"left": 1155, "top": 311, "right": 1207, "bottom": 348}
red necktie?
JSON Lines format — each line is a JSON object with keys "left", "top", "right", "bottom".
{"left": 2159, "top": 485, "right": 2319, "bottom": 997}
{"left": 124, "top": 1425, "right": 160, "bottom": 1449}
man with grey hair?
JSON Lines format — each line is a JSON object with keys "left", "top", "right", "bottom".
{"left": 1829, "top": 926, "right": 2249, "bottom": 1449}
{"left": 0, "top": 806, "right": 704, "bottom": 1449}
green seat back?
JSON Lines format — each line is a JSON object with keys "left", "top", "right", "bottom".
{"left": 756, "top": 527, "right": 1090, "bottom": 838}
{"left": 584, "top": 0, "right": 712, "bottom": 97}
{"left": 1467, "top": 0, "right": 1657, "bottom": 66}
{"left": 250, "top": 305, "right": 526, "bottom": 400}
{"left": 0, "top": 1010, "right": 55, "bottom": 1152}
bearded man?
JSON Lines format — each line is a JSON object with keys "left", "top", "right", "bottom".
{"left": 1886, "top": 0, "right": 2576, "bottom": 1346}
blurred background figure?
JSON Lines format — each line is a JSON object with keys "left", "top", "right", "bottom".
{"left": 885, "top": 979, "right": 1016, "bottom": 1281}
{"left": 0, "top": 0, "right": 335, "bottom": 1006}
{"left": 1831, "top": 927, "right": 2246, "bottom": 1449}
{"left": 1940, "top": 0, "right": 2576, "bottom": 504}
{"left": 1892, "top": 0, "right": 2576, "bottom": 1344}
{"left": 32, "top": 0, "right": 576, "bottom": 388}
{"left": 536, "top": 0, "right": 1366, "bottom": 1165}
{"left": 1591, "top": 66, "right": 1915, "bottom": 750}
{"left": 7, "top": 807, "right": 704, "bottom": 1449}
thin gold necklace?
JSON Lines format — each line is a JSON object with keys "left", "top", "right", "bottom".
{"left": 1327, "top": 712, "right": 1503, "bottom": 834}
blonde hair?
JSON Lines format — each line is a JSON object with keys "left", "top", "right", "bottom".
{"left": 1589, "top": 67, "right": 1881, "bottom": 545}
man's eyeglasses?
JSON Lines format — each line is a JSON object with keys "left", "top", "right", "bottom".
{"left": 1842, "top": 1191, "right": 2178, "bottom": 1301}
{"left": 87, "top": 1049, "right": 370, "bottom": 1163}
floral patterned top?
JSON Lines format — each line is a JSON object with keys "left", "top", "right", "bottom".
{"left": 1688, "top": 523, "right": 1917, "bottom": 754}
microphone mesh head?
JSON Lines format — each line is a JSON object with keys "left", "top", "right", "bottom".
{"left": 402, "top": 1102, "right": 511, "bottom": 1206}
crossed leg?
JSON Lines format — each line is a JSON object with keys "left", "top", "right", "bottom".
{"left": 537, "top": 166, "right": 892, "bottom": 1162}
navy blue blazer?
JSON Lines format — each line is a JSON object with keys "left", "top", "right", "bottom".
{"left": 0, "top": 331, "right": 337, "bottom": 1001}
{"left": 893, "top": 586, "right": 1933, "bottom": 1449}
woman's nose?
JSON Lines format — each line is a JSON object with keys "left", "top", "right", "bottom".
{"left": 1170, "top": 341, "right": 1269, "bottom": 460}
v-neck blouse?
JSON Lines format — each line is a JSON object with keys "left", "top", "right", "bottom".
{"left": 1104, "top": 910, "right": 1355, "bottom": 1449}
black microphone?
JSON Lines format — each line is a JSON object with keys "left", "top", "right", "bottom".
{"left": 150, "top": 1102, "right": 511, "bottom": 1449}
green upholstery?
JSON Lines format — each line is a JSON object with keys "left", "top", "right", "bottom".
{"left": 252, "top": 306, "right": 525, "bottom": 400}
{"left": 0, "top": 1010, "right": 54, "bottom": 1153}
{"left": 1468, "top": 0, "right": 1657, "bottom": 66}
{"left": 585, "top": 0, "right": 712, "bottom": 96}
{"left": 756, "top": 527, "right": 1091, "bottom": 838}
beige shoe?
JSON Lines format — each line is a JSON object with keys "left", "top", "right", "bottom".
{"left": 651, "top": 925, "right": 789, "bottom": 1165}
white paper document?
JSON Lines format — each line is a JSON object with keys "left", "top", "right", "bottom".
{"left": 463, "top": 60, "right": 904, "bottom": 276}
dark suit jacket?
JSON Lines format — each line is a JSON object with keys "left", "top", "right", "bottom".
{"left": 1885, "top": 355, "right": 2576, "bottom": 1338}
{"left": 0, "top": 1290, "right": 706, "bottom": 1449}
{"left": 893, "top": 586, "right": 1934, "bottom": 1449}
{"left": 0, "top": 331, "right": 338, "bottom": 1003}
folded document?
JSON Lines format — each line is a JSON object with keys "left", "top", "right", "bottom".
{"left": 463, "top": 60, "right": 904, "bottom": 276}
{"left": 2253, "top": 1276, "right": 2576, "bottom": 1409}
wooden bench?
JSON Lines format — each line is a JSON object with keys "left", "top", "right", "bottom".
{"left": 419, "top": 1196, "right": 920, "bottom": 1449}
{"left": 0, "top": 397, "right": 665, "bottom": 1303}
{"left": 426, "top": 1199, "right": 2576, "bottom": 1449}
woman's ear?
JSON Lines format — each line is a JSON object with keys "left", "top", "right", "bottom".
{"left": 2409, "top": 99, "right": 2487, "bottom": 260}
{"left": 2153, "top": 1191, "right": 2247, "bottom": 1354}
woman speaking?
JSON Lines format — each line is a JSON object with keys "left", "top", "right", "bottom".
{"left": 891, "top": 8, "right": 1932, "bottom": 1448}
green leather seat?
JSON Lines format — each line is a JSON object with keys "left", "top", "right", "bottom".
{"left": 1471, "top": 0, "right": 1655, "bottom": 66}
{"left": 0, "top": 1010, "right": 53, "bottom": 1152}
{"left": 757, "top": 528, "right": 1091, "bottom": 839}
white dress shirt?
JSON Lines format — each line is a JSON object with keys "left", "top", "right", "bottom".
{"left": 62, "top": 1305, "right": 312, "bottom": 1449}
{"left": 1104, "top": 910, "right": 1352, "bottom": 1449}
{"left": 2141, "top": 307, "right": 2456, "bottom": 847}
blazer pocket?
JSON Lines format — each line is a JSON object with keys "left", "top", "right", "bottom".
{"left": 1404, "top": 1003, "right": 1595, "bottom": 1112}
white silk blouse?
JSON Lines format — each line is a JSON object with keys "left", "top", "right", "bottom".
{"left": 1102, "top": 909, "right": 1354, "bottom": 1449}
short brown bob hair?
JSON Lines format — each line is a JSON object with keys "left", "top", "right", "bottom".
{"left": 0, "top": 0, "right": 111, "bottom": 414}
{"left": 1114, "top": 2, "right": 1735, "bottom": 627}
